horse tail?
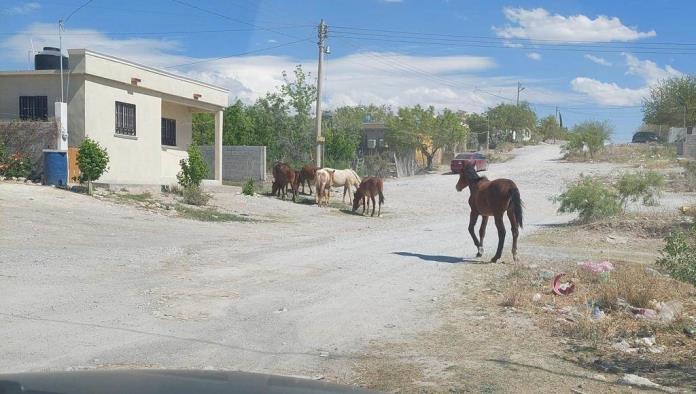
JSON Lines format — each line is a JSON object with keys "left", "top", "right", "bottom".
{"left": 511, "top": 187, "right": 523, "bottom": 229}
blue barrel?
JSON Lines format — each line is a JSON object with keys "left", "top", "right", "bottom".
{"left": 43, "top": 150, "right": 68, "bottom": 187}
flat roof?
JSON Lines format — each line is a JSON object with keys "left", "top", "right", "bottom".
{"left": 0, "top": 50, "right": 228, "bottom": 94}
{"left": 70, "top": 49, "right": 229, "bottom": 93}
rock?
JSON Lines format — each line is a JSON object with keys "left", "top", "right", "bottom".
{"left": 532, "top": 293, "right": 542, "bottom": 303}
{"left": 591, "top": 306, "right": 605, "bottom": 320}
{"left": 605, "top": 235, "right": 627, "bottom": 244}
{"left": 618, "top": 374, "right": 663, "bottom": 390}
{"left": 273, "top": 307, "right": 287, "bottom": 314}
{"left": 318, "top": 351, "right": 330, "bottom": 358}
{"left": 635, "top": 336, "right": 656, "bottom": 348}
{"left": 655, "top": 301, "right": 683, "bottom": 323}
{"left": 612, "top": 340, "right": 638, "bottom": 354}
{"left": 384, "top": 323, "right": 396, "bottom": 328}
{"left": 592, "top": 374, "right": 607, "bottom": 382}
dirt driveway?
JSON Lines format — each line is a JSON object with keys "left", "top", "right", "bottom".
{"left": 0, "top": 144, "right": 687, "bottom": 390}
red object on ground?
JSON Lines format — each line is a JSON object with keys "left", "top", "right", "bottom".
{"left": 552, "top": 272, "right": 575, "bottom": 295}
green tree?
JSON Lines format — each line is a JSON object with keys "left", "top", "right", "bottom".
{"left": 387, "top": 105, "right": 468, "bottom": 170}
{"left": 76, "top": 138, "right": 109, "bottom": 195}
{"left": 277, "top": 65, "right": 317, "bottom": 164}
{"left": 465, "top": 112, "right": 489, "bottom": 148}
{"left": 564, "top": 120, "right": 613, "bottom": 159}
{"left": 486, "top": 102, "right": 537, "bottom": 143}
{"left": 643, "top": 76, "right": 696, "bottom": 127}
{"left": 538, "top": 115, "right": 560, "bottom": 142}
{"left": 192, "top": 113, "right": 214, "bottom": 145}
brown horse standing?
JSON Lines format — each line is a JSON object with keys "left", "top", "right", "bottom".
{"left": 352, "top": 177, "right": 385, "bottom": 217}
{"left": 456, "top": 163, "right": 523, "bottom": 263}
{"left": 298, "top": 164, "right": 318, "bottom": 195}
{"left": 272, "top": 162, "right": 298, "bottom": 202}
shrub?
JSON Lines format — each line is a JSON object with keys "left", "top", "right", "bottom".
{"left": 1, "top": 152, "right": 33, "bottom": 178}
{"left": 182, "top": 185, "right": 211, "bottom": 206}
{"left": 657, "top": 223, "right": 696, "bottom": 286}
{"left": 616, "top": 171, "right": 664, "bottom": 207}
{"left": 553, "top": 176, "right": 622, "bottom": 221}
{"left": 76, "top": 138, "right": 109, "bottom": 195}
{"left": 562, "top": 120, "right": 613, "bottom": 159}
{"left": 177, "top": 144, "right": 209, "bottom": 188}
{"left": 242, "top": 179, "right": 255, "bottom": 196}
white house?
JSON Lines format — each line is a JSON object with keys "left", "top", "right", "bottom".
{"left": 0, "top": 48, "right": 228, "bottom": 185}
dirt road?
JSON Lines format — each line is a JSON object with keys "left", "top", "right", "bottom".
{"left": 0, "top": 144, "right": 685, "bottom": 389}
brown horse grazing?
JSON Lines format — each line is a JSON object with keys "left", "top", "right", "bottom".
{"left": 297, "top": 164, "right": 318, "bottom": 195}
{"left": 456, "top": 163, "right": 523, "bottom": 263}
{"left": 272, "top": 162, "right": 298, "bottom": 202}
{"left": 352, "top": 177, "right": 385, "bottom": 217}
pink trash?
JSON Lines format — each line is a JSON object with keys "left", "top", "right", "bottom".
{"left": 552, "top": 272, "right": 576, "bottom": 295}
{"left": 578, "top": 261, "right": 615, "bottom": 273}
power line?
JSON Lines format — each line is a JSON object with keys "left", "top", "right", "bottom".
{"left": 164, "top": 37, "right": 313, "bottom": 68}
{"left": 0, "top": 26, "right": 314, "bottom": 37}
{"left": 330, "top": 34, "right": 696, "bottom": 55}
{"left": 331, "top": 25, "right": 696, "bottom": 47}
{"left": 170, "top": 0, "right": 302, "bottom": 40}
{"left": 63, "top": 0, "right": 94, "bottom": 24}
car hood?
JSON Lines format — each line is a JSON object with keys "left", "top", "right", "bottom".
{"left": 0, "top": 370, "right": 380, "bottom": 394}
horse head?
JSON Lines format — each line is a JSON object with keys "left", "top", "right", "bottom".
{"left": 456, "top": 163, "right": 480, "bottom": 192}
{"left": 351, "top": 189, "right": 363, "bottom": 212}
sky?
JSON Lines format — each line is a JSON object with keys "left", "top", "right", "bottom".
{"left": 0, "top": 0, "right": 693, "bottom": 142}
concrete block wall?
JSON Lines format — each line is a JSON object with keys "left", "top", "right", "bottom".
{"left": 200, "top": 145, "right": 266, "bottom": 182}
{"left": 684, "top": 135, "right": 696, "bottom": 158}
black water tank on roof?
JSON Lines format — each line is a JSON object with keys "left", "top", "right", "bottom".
{"left": 35, "top": 47, "right": 68, "bottom": 70}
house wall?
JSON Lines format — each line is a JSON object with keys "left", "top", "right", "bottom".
{"left": 83, "top": 76, "right": 163, "bottom": 184}
{"left": 0, "top": 72, "right": 62, "bottom": 120}
{"left": 160, "top": 101, "right": 194, "bottom": 185}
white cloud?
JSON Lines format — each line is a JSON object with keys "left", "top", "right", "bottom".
{"left": 570, "top": 78, "right": 647, "bottom": 106}
{"left": 267, "top": 39, "right": 278, "bottom": 44}
{"left": 584, "top": 54, "right": 612, "bottom": 66}
{"left": 527, "top": 52, "right": 541, "bottom": 61}
{"left": 2, "top": 2, "right": 40, "bottom": 15}
{"left": 494, "top": 7, "right": 656, "bottom": 43}
{"left": 623, "top": 53, "right": 680, "bottom": 83}
{"left": 503, "top": 41, "right": 523, "bottom": 48}
{"left": 571, "top": 54, "right": 681, "bottom": 106}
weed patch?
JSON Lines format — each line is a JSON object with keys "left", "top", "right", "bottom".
{"left": 175, "top": 204, "right": 251, "bottom": 222}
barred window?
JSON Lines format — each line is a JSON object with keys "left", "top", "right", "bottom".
{"left": 115, "top": 102, "right": 136, "bottom": 135}
{"left": 19, "top": 96, "right": 48, "bottom": 121}
{"left": 161, "top": 118, "right": 176, "bottom": 146}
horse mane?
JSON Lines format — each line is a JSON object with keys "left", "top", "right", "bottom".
{"left": 464, "top": 165, "right": 483, "bottom": 182}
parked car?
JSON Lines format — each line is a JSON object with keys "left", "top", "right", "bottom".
{"left": 632, "top": 131, "right": 659, "bottom": 143}
{"left": 450, "top": 152, "right": 488, "bottom": 173}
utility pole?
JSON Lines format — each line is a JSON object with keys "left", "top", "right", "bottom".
{"left": 59, "top": 19, "right": 65, "bottom": 103}
{"left": 486, "top": 113, "right": 490, "bottom": 154}
{"left": 314, "top": 19, "right": 328, "bottom": 168}
{"left": 516, "top": 81, "right": 525, "bottom": 107}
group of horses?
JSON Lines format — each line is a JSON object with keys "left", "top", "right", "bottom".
{"left": 271, "top": 160, "right": 523, "bottom": 261}
{"left": 271, "top": 162, "right": 385, "bottom": 216}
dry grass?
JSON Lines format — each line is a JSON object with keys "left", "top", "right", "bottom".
{"left": 566, "top": 144, "right": 677, "bottom": 165}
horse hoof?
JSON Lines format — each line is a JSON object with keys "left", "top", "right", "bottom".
{"left": 476, "top": 253, "right": 482, "bottom": 257}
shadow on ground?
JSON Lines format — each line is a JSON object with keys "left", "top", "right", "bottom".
{"left": 392, "top": 251, "right": 482, "bottom": 264}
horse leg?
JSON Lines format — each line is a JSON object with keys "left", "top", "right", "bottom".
{"left": 491, "top": 214, "right": 506, "bottom": 263}
{"left": 507, "top": 207, "right": 520, "bottom": 262}
{"left": 370, "top": 194, "right": 376, "bottom": 217}
{"left": 308, "top": 180, "right": 313, "bottom": 195}
{"left": 478, "top": 216, "right": 489, "bottom": 257}
{"left": 362, "top": 196, "right": 367, "bottom": 214}
{"left": 468, "top": 211, "right": 481, "bottom": 255}
{"left": 343, "top": 185, "right": 348, "bottom": 203}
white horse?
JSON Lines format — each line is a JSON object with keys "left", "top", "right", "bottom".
{"left": 314, "top": 169, "right": 335, "bottom": 206}
{"left": 323, "top": 168, "right": 361, "bottom": 203}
